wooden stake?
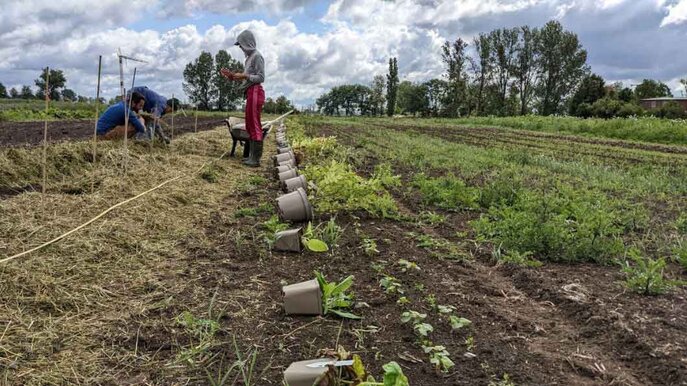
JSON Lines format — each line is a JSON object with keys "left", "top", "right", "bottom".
{"left": 118, "top": 54, "right": 128, "bottom": 174}
{"left": 194, "top": 105, "right": 198, "bottom": 133}
{"left": 42, "top": 67, "right": 49, "bottom": 196}
{"left": 91, "top": 56, "right": 102, "bottom": 193}
{"left": 171, "top": 93, "right": 175, "bottom": 140}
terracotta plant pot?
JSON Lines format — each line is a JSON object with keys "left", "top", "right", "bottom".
{"left": 274, "top": 164, "right": 296, "bottom": 178}
{"left": 278, "top": 168, "right": 299, "bottom": 182}
{"left": 277, "top": 187, "right": 313, "bottom": 222}
{"left": 282, "top": 175, "right": 307, "bottom": 193}
{"left": 284, "top": 359, "right": 329, "bottom": 386}
{"left": 277, "top": 146, "right": 292, "bottom": 154}
{"left": 277, "top": 158, "right": 296, "bottom": 168}
{"left": 273, "top": 228, "right": 303, "bottom": 252}
{"left": 282, "top": 279, "right": 322, "bottom": 315}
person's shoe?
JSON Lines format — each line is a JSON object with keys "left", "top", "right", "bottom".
{"left": 242, "top": 140, "right": 251, "bottom": 161}
{"left": 242, "top": 140, "right": 254, "bottom": 165}
{"left": 134, "top": 131, "right": 151, "bottom": 142}
{"left": 245, "top": 140, "right": 263, "bottom": 167}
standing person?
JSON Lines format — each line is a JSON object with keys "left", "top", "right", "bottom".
{"left": 220, "top": 29, "right": 265, "bottom": 167}
{"left": 129, "top": 86, "right": 173, "bottom": 143}
{"left": 96, "top": 92, "right": 149, "bottom": 141}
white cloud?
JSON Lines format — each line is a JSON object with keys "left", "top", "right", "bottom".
{"left": 1, "top": 0, "right": 687, "bottom": 107}
{"left": 661, "top": 0, "right": 687, "bottom": 26}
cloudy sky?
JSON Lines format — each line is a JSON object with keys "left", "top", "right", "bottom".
{"left": 1, "top": 0, "right": 686, "bottom": 107}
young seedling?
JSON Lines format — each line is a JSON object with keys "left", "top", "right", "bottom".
{"left": 400, "top": 310, "right": 427, "bottom": 324}
{"left": 622, "top": 248, "right": 680, "bottom": 295}
{"left": 361, "top": 237, "right": 379, "bottom": 256}
{"left": 465, "top": 335, "right": 475, "bottom": 351}
{"left": 379, "top": 275, "right": 404, "bottom": 295}
{"left": 262, "top": 215, "right": 289, "bottom": 247}
{"left": 422, "top": 344, "right": 455, "bottom": 372}
{"left": 413, "top": 323, "right": 434, "bottom": 337}
{"left": 397, "top": 259, "right": 420, "bottom": 272}
{"left": 396, "top": 296, "right": 411, "bottom": 306}
{"left": 437, "top": 305, "right": 456, "bottom": 314}
{"left": 449, "top": 315, "right": 472, "bottom": 330}
{"left": 302, "top": 222, "right": 329, "bottom": 252}
{"left": 315, "top": 271, "right": 360, "bottom": 319}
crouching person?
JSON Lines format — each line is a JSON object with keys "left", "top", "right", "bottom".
{"left": 130, "top": 86, "right": 173, "bottom": 143}
{"left": 96, "top": 92, "right": 149, "bottom": 141}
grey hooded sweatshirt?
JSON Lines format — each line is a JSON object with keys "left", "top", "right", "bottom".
{"left": 235, "top": 30, "right": 265, "bottom": 95}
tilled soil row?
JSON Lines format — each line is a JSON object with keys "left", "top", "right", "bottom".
{"left": 381, "top": 121, "right": 687, "bottom": 155}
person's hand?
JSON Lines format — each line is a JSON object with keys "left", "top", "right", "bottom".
{"left": 220, "top": 68, "right": 234, "bottom": 80}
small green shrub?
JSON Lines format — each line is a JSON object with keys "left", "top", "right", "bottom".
{"left": 315, "top": 271, "right": 360, "bottom": 319}
{"left": 412, "top": 173, "right": 478, "bottom": 210}
{"left": 623, "top": 248, "right": 679, "bottom": 295}
{"left": 473, "top": 187, "right": 625, "bottom": 263}
{"left": 304, "top": 160, "right": 398, "bottom": 217}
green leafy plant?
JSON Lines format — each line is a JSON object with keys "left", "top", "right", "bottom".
{"left": 413, "top": 323, "right": 434, "bottom": 337}
{"left": 422, "top": 344, "right": 454, "bottom": 372}
{"left": 304, "top": 160, "right": 398, "bottom": 217}
{"left": 379, "top": 275, "right": 404, "bottom": 295}
{"left": 418, "top": 210, "right": 446, "bottom": 226}
{"left": 400, "top": 310, "right": 427, "bottom": 324}
{"left": 396, "top": 296, "right": 411, "bottom": 306}
{"left": 397, "top": 259, "right": 420, "bottom": 272}
{"left": 175, "top": 310, "right": 220, "bottom": 364}
{"left": 492, "top": 245, "right": 543, "bottom": 268}
{"left": 676, "top": 215, "right": 687, "bottom": 234}
{"left": 319, "top": 217, "right": 343, "bottom": 248}
{"left": 262, "top": 215, "right": 289, "bottom": 247}
{"left": 623, "top": 248, "right": 678, "bottom": 295}
{"left": 412, "top": 173, "right": 478, "bottom": 210}
{"left": 437, "top": 305, "right": 456, "bottom": 314}
{"left": 315, "top": 271, "right": 360, "bottom": 319}
{"left": 673, "top": 241, "right": 687, "bottom": 270}
{"left": 361, "top": 237, "right": 380, "bottom": 256}
{"left": 465, "top": 335, "right": 475, "bottom": 351}
{"left": 302, "top": 222, "right": 329, "bottom": 252}
{"left": 200, "top": 164, "right": 222, "bottom": 183}
{"left": 449, "top": 316, "right": 472, "bottom": 330}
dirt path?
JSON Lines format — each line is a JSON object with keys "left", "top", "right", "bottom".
{"left": 0, "top": 116, "right": 227, "bottom": 147}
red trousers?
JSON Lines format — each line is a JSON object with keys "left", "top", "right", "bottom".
{"left": 245, "top": 84, "right": 265, "bottom": 141}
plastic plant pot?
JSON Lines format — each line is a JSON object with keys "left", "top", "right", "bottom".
{"left": 277, "top": 187, "right": 314, "bottom": 222}
{"left": 277, "top": 146, "right": 292, "bottom": 154}
{"left": 274, "top": 164, "right": 296, "bottom": 178}
{"left": 278, "top": 158, "right": 296, "bottom": 168}
{"left": 278, "top": 168, "right": 299, "bottom": 183}
{"left": 273, "top": 152, "right": 296, "bottom": 166}
{"left": 273, "top": 228, "right": 303, "bottom": 252}
{"left": 277, "top": 141, "right": 290, "bottom": 149}
{"left": 282, "top": 279, "right": 322, "bottom": 315}
{"left": 283, "top": 359, "right": 330, "bottom": 386}
{"left": 282, "top": 175, "right": 307, "bottom": 193}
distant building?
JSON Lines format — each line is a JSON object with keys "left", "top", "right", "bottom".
{"left": 640, "top": 97, "right": 687, "bottom": 111}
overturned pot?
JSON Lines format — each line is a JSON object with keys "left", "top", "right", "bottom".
{"left": 278, "top": 168, "right": 299, "bottom": 183}
{"left": 278, "top": 158, "right": 296, "bottom": 169}
{"left": 284, "top": 359, "right": 330, "bottom": 386}
{"left": 273, "top": 228, "right": 303, "bottom": 252}
{"left": 282, "top": 175, "right": 307, "bottom": 193}
{"left": 277, "top": 187, "right": 313, "bottom": 222}
{"left": 273, "top": 151, "right": 295, "bottom": 166}
{"left": 277, "top": 146, "right": 293, "bottom": 154}
{"left": 274, "top": 164, "right": 297, "bottom": 178}
{"left": 283, "top": 279, "right": 322, "bottom": 315}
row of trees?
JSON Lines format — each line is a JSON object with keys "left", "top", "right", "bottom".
{"left": 316, "top": 20, "right": 686, "bottom": 118}
{"left": 0, "top": 68, "right": 84, "bottom": 101}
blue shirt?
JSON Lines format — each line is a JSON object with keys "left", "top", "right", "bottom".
{"left": 131, "top": 86, "right": 168, "bottom": 118}
{"left": 97, "top": 102, "right": 146, "bottom": 135}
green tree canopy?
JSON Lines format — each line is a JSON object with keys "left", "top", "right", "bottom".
{"left": 570, "top": 74, "right": 605, "bottom": 116}
{"left": 183, "top": 51, "right": 217, "bottom": 110}
{"left": 634, "top": 79, "right": 672, "bottom": 100}
{"left": 35, "top": 67, "right": 66, "bottom": 101}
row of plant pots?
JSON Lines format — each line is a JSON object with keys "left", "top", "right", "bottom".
{"left": 272, "top": 124, "right": 342, "bottom": 386}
